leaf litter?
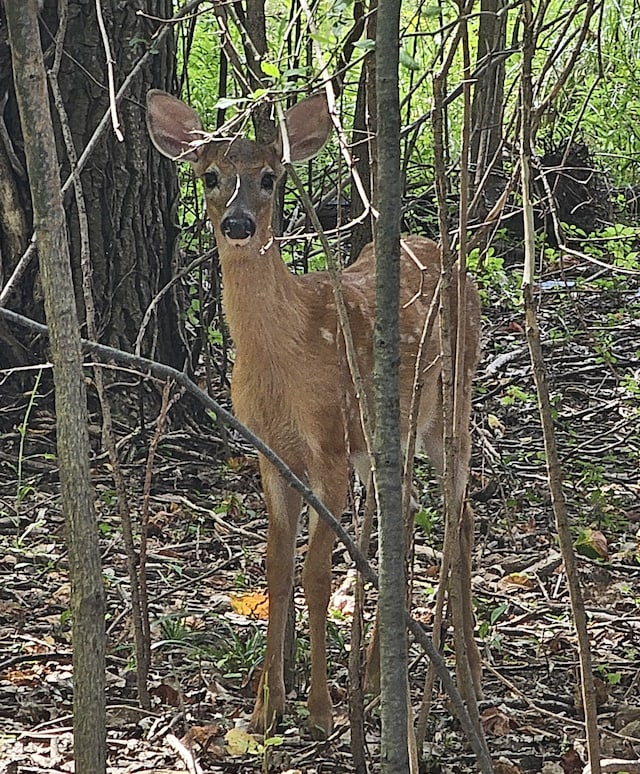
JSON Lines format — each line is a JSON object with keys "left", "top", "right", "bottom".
{"left": 0, "top": 261, "right": 639, "bottom": 772}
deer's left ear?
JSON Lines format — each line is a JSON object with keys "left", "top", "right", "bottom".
{"left": 276, "top": 92, "right": 332, "bottom": 163}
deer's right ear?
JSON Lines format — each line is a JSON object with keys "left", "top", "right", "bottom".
{"left": 280, "top": 92, "right": 333, "bottom": 163}
{"left": 146, "top": 90, "right": 203, "bottom": 163}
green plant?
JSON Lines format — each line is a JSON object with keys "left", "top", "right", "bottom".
{"left": 620, "top": 372, "right": 640, "bottom": 407}
{"left": 596, "top": 663, "right": 622, "bottom": 686}
{"left": 97, "top": 521, "right": 112, "bottom": 537}
{"left": 561, "top": 221, "right": 640, "bottom": 294}
{"left": 414, "top": 506, "right": 437, "bottom": 535}
{"left": 213, "top": 622, "right": 266, "bottom": 681}
{"left": 232, "top": 572, "right": 250, "bottom": 590}
{"left": 478, "top": 602, "right": 507, "bottom": 650}
{"left": 468, "top": 245, "right": 522, "bottom": 307}
{"left": 260, "top": 730, "right": 284, "bottom": 774}
{"left": 98, "top": 487, "right": 117, "bottom": 506}
{"left": 158, "top": 612, "right": 191, "bottom": 642}
{"left": 499, "top": 384, "right": 537, "bottom": 407}
{"left": 15, "top": 368, "right": 43, "bottom": 519}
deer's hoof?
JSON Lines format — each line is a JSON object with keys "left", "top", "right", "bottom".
{"left": 248, "top": 696, "right": 283, "bottom": 736}
{"left": 307, "top": 693, "right": 333, "bottom": 739}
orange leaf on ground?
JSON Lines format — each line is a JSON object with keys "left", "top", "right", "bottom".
{"left": 229, "top": 591, "right": 269, "bottom": 620}
{"left": 497, "top": 572, "right": 536, "bottom": 591}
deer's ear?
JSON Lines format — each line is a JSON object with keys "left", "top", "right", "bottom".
{"left": 146, "top": 90, "right": 203, "bottom": 163}
{"left": 280, "top": 92, "right": 332, "bottom": 163}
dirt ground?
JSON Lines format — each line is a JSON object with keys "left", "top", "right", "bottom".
{"left": 1, "top": 258, "right": 639, "bottom": 773}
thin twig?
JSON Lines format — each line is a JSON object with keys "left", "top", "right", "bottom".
{"left": 139, "top": 379, "right": 175, "bottom": 706}
{"left": 520, "top": 1, "right": 601, "bottom": 770}
{"left": 95, "top": 0, "right": 123, "bottom": 141}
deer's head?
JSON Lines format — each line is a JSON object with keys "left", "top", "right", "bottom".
{"left": 147, "top": 91, "right": 332, "bottom": 249}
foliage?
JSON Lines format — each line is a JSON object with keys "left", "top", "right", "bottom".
{"left": 543, "top": 3, "right": 640, "bottom": 185}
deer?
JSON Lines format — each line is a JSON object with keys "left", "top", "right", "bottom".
{"left": 146, "top": 89, "right": 482, "bottom": 738}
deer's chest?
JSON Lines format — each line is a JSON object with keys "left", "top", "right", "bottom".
{"left": 230, "top": 344, "right": 347, "bottom": 458}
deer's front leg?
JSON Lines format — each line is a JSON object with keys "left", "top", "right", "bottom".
{"left": 249, "top": 462, "right": 301, "bottom": 734}
{"left": 303, "top": 514, "right": 335, "bottom": 738}
{"left": 302, "top": 468, "right": 346, "bottom": 739}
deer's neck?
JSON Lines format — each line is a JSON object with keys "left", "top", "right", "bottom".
{"left": 219, "top": 243, "right": 309, "bottom": 363}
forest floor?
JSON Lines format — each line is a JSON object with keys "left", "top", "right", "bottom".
{"left": 0, "top": 253, "right": 639, "bottom": 773}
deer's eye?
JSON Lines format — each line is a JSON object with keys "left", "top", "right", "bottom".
{"left": 203, "top": 171, "right": 219, "bottom": 189}
{"left": 261, "top": 172, "right": 276, "bottom": 192}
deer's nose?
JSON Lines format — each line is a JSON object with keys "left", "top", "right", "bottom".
{"left": 221, "top": 213, "right": 256, "bottom": 241}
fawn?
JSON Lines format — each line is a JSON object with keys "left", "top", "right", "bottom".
{"left": 146, "top": 89, "right": 481, "bottom": 738}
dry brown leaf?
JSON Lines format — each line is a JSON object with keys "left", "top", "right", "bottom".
{"left": 493, "top": 760, "right": 522, "bottom": 774}
{"left": 229, "top": 591, "right": 269, "bottom": 620}
{"left": 4, "top": 667, "right": 40, "bottom": 687}
{"left": 497, "top": 572, "right": 535, "bottom": 590}
{"left": 227, "top": 456, "right": 255, "bottom": 472}
{"left": 150, "top": 683, "right": 182, "bottom": 706}
{"left": 480, "top": 706, "right": 512, "bottom": 736}
{"left": 545, "top": 632, "right": 573, "bottom": 654}
{"left": 559, "top": 747, "right": 583, "bottom": 773}
{"left": 183, "top": 723, "right": 225, "bottom": 757}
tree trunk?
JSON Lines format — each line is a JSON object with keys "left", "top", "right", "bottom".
{"left": 469, "top": 0, "right": 507, "bottom": 219}
{"left": 0, "top": 0, "right": 183, "bottom": 367}
{"left": 374, "top": 0, "right": 409, "bottom": 770}
{"left": 5, "top": 2, "right": 106, "bottom": 771}
{"left": 349, "top": 0, "right": 376, "bottom": 263}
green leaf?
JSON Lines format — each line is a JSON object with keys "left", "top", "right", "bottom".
{"left": 214, "top": 97, "right": 244, "bottom": 110}
{"left": 260, "top": 61, "right": 281, "bottom": 80}
{"left": 414, "top": 507, "right": 436, "bottom": 534}
{"left": 310, "top": 31, "right": 336, "bottom": 46}
{"left": 354, "top": 39, "right": 375, "bottom": 52}
{"left": 400, "top": 48, "right": 420, "bottom": 71}
{"left": 575, "top": 527, "right": 609, "bottom": 560}
{"left": 490, "top": 603, "right": 508, "bottom": 625}
{"left": 606, "top": 671, "right": 622, "bottom": 685}
{"left": 282, "top": 67, "right": 308, "bottom": 78}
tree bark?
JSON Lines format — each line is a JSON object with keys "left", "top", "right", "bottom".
{"left": 0, "top": 0, "right": 183, "bottom": 367}
{"left": 374, "top": 0, "right": 409, "bottom": 770}
{"left": 469, "top": 0, "right": 507, "bottom": 219}
{"left": 5, "top": 2, "right": 106, "bottom": 771}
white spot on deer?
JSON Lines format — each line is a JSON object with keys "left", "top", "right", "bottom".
{"left": 351, "top": 452, "right": 371, "bottom": 485}
{"left": 320, "top": 328, "right": 334, "bottom": 344}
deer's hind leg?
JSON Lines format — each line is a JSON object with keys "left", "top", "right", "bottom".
{"left": 420, "top": 387, "right": 482, "bottom": 701}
